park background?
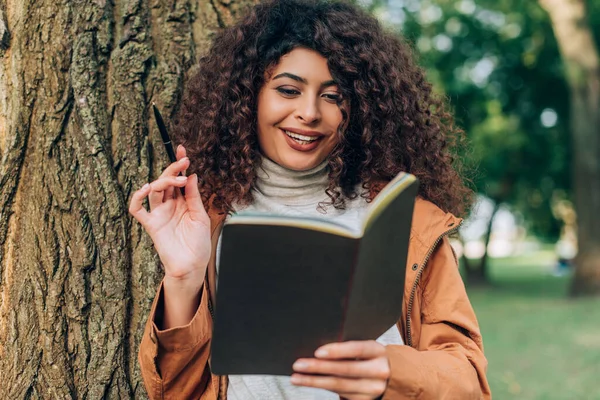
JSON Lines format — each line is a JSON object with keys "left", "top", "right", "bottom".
{"left": 0, "top": 0, "right": 598, "bottom": 398}
{"left": 364, "top": 1, "right": 600, "bottom": 398}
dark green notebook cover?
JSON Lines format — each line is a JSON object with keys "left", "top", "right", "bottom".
{"left": 210, "top": 173, "right": 418, "bottom": 375}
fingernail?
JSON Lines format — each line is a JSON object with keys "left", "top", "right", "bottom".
{"left": 179, "top": 157, "right": 189, "bottom": 164}
{"left": 290, "top": 375, "right": 302, "bottom": 385}
{"left": 177, "top": 145, "right": 182, "bottom": 152}
{"left": 293, "top": 361, "right": 308, "bottom": 370}
{"left": 176, "top": 176, "right": 187, "bottom": 182}
{"left": 315, "top": 349, "right": 328, "bottom": 358}
{"left": 142, "top": 183, "right": 150, "bottom": 190}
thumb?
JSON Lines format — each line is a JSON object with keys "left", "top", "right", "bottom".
{"left": 185, "top": 174, "right": 209, "bottom": 222}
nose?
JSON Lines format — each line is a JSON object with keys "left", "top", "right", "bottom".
{"left": 295, "top": 96, "right": 321, "bottom": 124}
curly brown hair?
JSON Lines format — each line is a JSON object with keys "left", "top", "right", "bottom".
{"left": 173, "top": 0, "right": 473, "bottom": 216}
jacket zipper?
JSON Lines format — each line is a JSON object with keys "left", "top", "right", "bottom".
{"left": 206, "top": 293, "right": 222, "bottom": 399}
{"left": 405, "top": 220, "right": 462, "bottom": 347}
{"left": 208, "top": 298, "right": 215, "bottom": 319}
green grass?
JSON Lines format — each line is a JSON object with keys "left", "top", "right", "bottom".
{"left": 466, "top": 251, "right": 600, "bottom": 399}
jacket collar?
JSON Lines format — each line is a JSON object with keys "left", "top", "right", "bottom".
{"left": 411, "top": 197, "right": 462, "bottom": 250}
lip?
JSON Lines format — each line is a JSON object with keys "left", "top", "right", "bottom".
{"left": 280, "top": 127, "right": 324, "bottom": 137}
{"left": 280, "top": 129, "right": 323, "bottom": 152}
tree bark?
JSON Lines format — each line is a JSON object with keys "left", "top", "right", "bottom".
{"left": 539, "top": 0, "right": 600, "bottom": 297}
{"left": 0, "top": 0, "right": 253, "bottom": 397}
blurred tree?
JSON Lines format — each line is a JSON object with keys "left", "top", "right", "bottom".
{"left": 539, "top": 0, "right": 600, "bottom": 297}
{"left": 363, "top": 0, "right": 594, "bottom": 283}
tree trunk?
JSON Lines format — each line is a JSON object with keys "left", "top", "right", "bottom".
{"left": 464, "top": 201, "right": 500, "bottom": 286}
{"left": 478, "top": 202, "right": 500, "bottom": 282}
{"left": 540, "top": 0, "right": 600, "bottom": 297}
{"left": 0, "top": 0, "right": 253, "bottom": 397}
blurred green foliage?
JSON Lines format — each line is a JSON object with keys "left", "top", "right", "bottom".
{"left": 361, "top": 0, "right": 600, "bottom": 239}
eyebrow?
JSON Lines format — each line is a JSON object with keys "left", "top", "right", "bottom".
{"left": 272, "top": 72, "right": 337, "bottom": 88}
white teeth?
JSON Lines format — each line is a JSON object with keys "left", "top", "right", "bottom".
{"left": 284, "top": 130, "right": 319, "bottom": 142}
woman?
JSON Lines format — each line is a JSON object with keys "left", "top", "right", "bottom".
{"left": 129, "top": 0, "right": 491, "bottom": 399}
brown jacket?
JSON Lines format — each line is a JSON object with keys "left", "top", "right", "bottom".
{"left": 139, "top": 198, "right": 491, "bottom": 399}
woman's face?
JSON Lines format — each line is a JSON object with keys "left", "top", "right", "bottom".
{"left": 256, "top": 48, "right": 344, "bottom": 171}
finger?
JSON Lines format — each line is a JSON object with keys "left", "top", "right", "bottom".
{"left": 172, "top": 145, "right": 188, "bottom": 200}
{"left": 292, "top": 357, "right": 389, "bottom": 380}
{"left": 159, "top": 157, "right": 190, "bottom": 179}
{"left": 128, "top": 183, "right": 151, "bottom": 225}
{"left": 164, "top": 185, "right": 175, "bottom": 201}
{"left": 148, "top": 176, "right": 188, "bottom": 210}
{"left": 315, "top": 341, "right": 385, "bottom": 360}
{"left": 290, "top": 374, "right": 386, "bottom": 397}
{"left": 184, "top": 174, "right": 209, "bottom": 223}
{"left": 148, "top": 186, "right": 164, "bottom": 211}
{"left": 150, "top": 176, "right": 189, "bottom": 192}
{"left": 175, "top": 145, "right": 188, "bottom": 180}
{"left": 176, "top": 144, "right": 187, "bottom": 161}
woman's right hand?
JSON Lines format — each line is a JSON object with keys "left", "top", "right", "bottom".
{"left": 128, "top": 145, "right": 212, "bottom": 287}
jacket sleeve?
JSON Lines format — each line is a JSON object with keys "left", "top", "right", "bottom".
{"left": 138, "top": 279, "right": 219, "bottom": 400}
{"left": 382, "top": 237, "right": 491, "bottom": 400}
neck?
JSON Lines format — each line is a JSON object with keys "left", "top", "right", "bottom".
{"left": 254, "top": 156, "right": 330, "bottom": 205}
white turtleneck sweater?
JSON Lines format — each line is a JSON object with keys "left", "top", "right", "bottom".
{"left": 216, "top": 156, "right": 403, "bottom": 400}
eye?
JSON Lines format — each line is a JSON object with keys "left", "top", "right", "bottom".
{"left": 322, "top": 93, "right": 341, "bottom": 103}
{"left": 276, "top": 87, "right": 301, "bottom": 97}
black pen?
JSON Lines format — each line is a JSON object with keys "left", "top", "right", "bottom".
{"left": 152, "top": 103, "right": 185, "bottom": 195}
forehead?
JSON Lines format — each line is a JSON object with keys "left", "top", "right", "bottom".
{"left": 269, "top": 48, "right": 333, "bottom": 81}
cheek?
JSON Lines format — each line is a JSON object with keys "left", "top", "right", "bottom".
{"left": 325, "top": 104, "right": 344, "bottom": 130}
{"left": 325, "top": 110, "right": 344, "bottom": 147}
{"left": 257, "top": 92, "right": 290, "bottom": 130}
{"left": 326, "top": 133, "right": 341, "bottom": 150}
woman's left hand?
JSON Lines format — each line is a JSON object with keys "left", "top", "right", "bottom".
{"left": 291, "top": 340, "right": 390, "bottom": 400}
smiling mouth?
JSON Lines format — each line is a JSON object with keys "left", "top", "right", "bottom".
{"left": 282, "top": 130, "right": 322, "bottom": 145}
